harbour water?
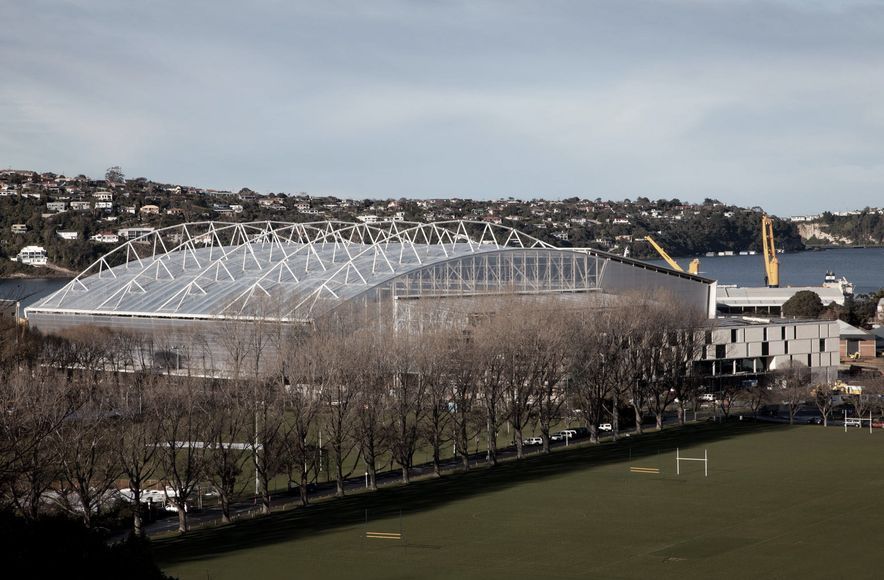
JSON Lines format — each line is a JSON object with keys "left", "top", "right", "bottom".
{"left": 0, "top": 277, "right": 71, "bottom": 311}
{"left": 647, "top": 247, "right": 884, "bottom": 295}
{"left": 1, "top": 248, "right": 883, "bottom": 316}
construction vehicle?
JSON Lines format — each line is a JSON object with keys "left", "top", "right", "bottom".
{"left": 643, "top": 236, "right": 700, "bottom": 275}
{"left": 761, "top": 214, "right": 779, "bottom": 287}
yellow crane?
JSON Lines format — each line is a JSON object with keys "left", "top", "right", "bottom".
{"left": 761, "top": 214, "right": 779, "bottom": 287}
{"left": 643, "top": 236, "right": 700, "bottom": 275}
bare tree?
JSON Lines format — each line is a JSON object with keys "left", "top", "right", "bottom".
{"left": 155, "top": 376, "right": 210, "bottom": 533}
{"left": 569, "top": 311, "right": 618, "bottom": 443}
{"left": 386, "top": 331, "right": 427, "bottom": 484}
{"left": 776, "top": 365, "right": 812, "bottom": 424}
{"left": 746, "top": 381, "right": 770, "bottom": 419}
{"left": 51, "top": 396, "right": 122, "bottom": 528}
{"left": 115, "top": 372, "right": 162, "bottom": 538}
{"left": 0, "top": 364, "right": 79, "bottom": 520}
{"left": 416, "top": 332, "right": 452, "bottom": 476}
{"left": 248, "top": 378, "right": 287, "bottom": 514}
{"left": 281, "top": 335, "right": 325, "bottom": 506}
{"left": 350, "top": 333, "right": 388, "bottom": 491}
{"left": 204, "top": 379, "right": 252, "bottom": 523}
{"left": 812, "top": 383, "right": 836, "bottom": 427}
{"left": 447, "top": 334, "right": 480, "bottom": 471}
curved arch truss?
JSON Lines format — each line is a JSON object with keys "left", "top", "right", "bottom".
{"left": 27, "top": 220, "right": 710, "bottom": 323}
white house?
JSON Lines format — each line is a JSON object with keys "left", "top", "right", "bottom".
{"left": 117, "top": 227, "right": 155, "bottom": 240}
{"left": 91, "top": 232, "right": 120, "bottom": 244}
{"left": 357, "top": 214, "right": 379, "bottom": 224}
{"left": 15, "top": 246, "right": 47, "bottom": 266}
{"left": 57, "top": 231, "right": 79, "bottom": 241}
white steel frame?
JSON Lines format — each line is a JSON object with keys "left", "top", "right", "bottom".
{"left": 27, "top": 220, "right": 709, "bottom": 324}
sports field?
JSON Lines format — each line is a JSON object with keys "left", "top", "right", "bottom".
{"left": 156, "top": 422, "right": 884, "bottom": 579}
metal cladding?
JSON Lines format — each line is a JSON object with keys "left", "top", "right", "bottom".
{"left": 26, "top": 220, "right": 717, "bottom": 327}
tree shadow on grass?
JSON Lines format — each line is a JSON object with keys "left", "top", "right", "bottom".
{"left": 155, "top": 420, "right": 788, "bottom": 565}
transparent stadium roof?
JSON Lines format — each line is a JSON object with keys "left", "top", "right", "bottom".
{"left": 27, "top": 220, "right": 713, "bottom": 322}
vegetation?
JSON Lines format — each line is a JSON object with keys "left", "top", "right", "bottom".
{"left": 782, "top": 290, "right": 824, "bottom": 318}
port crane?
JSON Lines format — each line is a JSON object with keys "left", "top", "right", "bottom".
{"left": 761, "top": 214, "right": 779, "bottom": 287}
{"left": 643, "top": 236, "right": 700, "bottom": 275}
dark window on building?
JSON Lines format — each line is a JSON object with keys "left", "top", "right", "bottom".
{"left": 784, "top": 341, "right": 789, "bottom": 354}
{"left": 807, "top": 354, "right": 812, "bottom": 367}
{"left": 731, "top": 329, "right": 738, "bottom": 342}
{"left": 762, "top": 342, "right": 769, "bottom": 356}
{"left": 819, "top": 339, "right": 825, "bottom": 352}
{"left": 781, "top": 327, "right": 786, "bottom": 340}
{"left": 715, "top": 344, "right": 726, "bottom": 359}
{"left": 704, "top": 331, "right": 712, "bottom": 345}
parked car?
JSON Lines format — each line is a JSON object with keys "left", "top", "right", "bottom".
{"left": 550, "top": 430, "right": 574, "bottom": 441}
{"left": 598, "top": 423, "right": 613, "bottom": 432}
{"left": 523, "top": 436, "right": 544, "bottom": 446}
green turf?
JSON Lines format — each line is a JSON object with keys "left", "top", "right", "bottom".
{"left": 156, "top": 422, "right": 884, "bottom": 579}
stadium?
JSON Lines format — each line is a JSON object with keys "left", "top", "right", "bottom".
{"left": 26, "top": 220, "right": 717, "bottom": 371}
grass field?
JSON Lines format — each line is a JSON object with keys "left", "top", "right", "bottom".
{"left": 156, "top": 422, "right": 884, "bottom": 579}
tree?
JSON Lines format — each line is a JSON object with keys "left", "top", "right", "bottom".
{"left": 386, "top": 331, "right": 427, "bottom": 484}
{"left": 155, "top": 376, "right": 209, "bottom": 533}
{"left": 782, "top": 291, "right": 824, "bottom": 319}
{"left": 569, "top": 311, "right": 617, "bottom": 443}
{"left": 812, "top": 383, "right": 836, "bottom": 427}
{"left": 204, "top": 379, "right": 252, "bottom": 523}
{"left": 775, "top": 365, "right": 811, "bottom": 424}
{"left": 115, "top": 372, "right": 162, "bottom": 538}
{"left": 105, "top": 166, "right": 125, "bottom": 185}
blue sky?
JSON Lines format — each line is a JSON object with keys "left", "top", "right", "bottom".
{"left": 2, "top": 0, "right": 883, "bottom": 215}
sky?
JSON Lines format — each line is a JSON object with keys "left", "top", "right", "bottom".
{"left": 2, "top": 0, "right": 883, "bottom": 216}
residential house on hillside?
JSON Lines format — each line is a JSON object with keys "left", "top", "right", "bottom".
{"left": 90, "top": 232, "right": 120, "bottom": 244}
{"left": 139, "top": 204, "right": 160, "bottom": 215}
{"left": 57, "top": 231, "right": 79, "bottom": 241}
{"left": 15, "top": 245, "right": 47, "bottom": 265}
{"left": 10, "top": 224, "right": 27, "bottom": 234}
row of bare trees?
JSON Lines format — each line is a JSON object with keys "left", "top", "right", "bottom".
{"left": 0, "top": 296, "right": 719, "bottom": 537}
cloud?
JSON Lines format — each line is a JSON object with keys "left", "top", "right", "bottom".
{"left": 2, "top": 0, "right": 883, "bottom": 214}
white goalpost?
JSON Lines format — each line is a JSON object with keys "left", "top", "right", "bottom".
{"left": 676, "top": 448, "right": 708, "bottom": 477}
{"left": 843, "top": 410, "right": 874, "bottom": 434}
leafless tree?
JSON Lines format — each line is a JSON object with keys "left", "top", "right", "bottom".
{"left": 776, "top": 365, "right": 812, "bottom": 424}
{"left": 281, "top": 335, "right": 325, "bottom": 506}
{"left": 350, "top": 332, "right": 388, "bottom": 491}
{"left": 155, "top": 376, "right": 210, "bottom": 533}
{"left": 248, "top": 378, "right": 287, "bottom": 514}
{"left": 569, "top": 311, "right": 619, "bottom": 443}
{"left": 51, "top": 394, "right": 122, "bottom": 528}
{"left": 204, "top": 379, "right": 252, "bottom": 523}
{"left": 746, "top": 380, "right": 770, "bottom": 419}
{"left": 447, "top": 333, "right": 481, "bottom": 471}
{"left": 0, "top": 364, "right": 80, "bottom": 520}
{"left": 813, "top": 383, "right": 837, "bottom": 427}
{"left": 386, "top": 330, "right": 427, "bottom": 484}
{"left": 114, "top": 372, "right": 162, "bottom": 538}
{"left": 416, "top": 331, "right": 452, "bottom": 476}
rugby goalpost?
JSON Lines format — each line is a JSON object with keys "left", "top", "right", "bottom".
{"left": 843, "top": 410, "right": 874, "bottom": 434}
{"left": 676, "top": 448, "right": 708, "bottom": 477}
